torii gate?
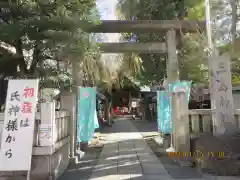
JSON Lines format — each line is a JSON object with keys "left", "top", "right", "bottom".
{"left": 85, "top": 19, "right": 205, "bottom": 85}
{"left": 88, "top": 19, "right": 237, "bottom": 147}
{"left": 68, "top": 19, "right": 236, "bottom": 159}
{"left": 84, "top": 20, "right": 205, "bottom": 154}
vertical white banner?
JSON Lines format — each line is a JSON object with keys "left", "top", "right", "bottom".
{"left": 0, "top": 79, "right": 39, "bottom": 171}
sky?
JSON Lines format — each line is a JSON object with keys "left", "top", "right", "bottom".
{"left": 96, "top": 0, "right": 118, "bottom": 20}
{"left": 95, "top": 0, "right": 121, "bottom": 71}
{"left": 95, "top": 0, "right": 150, "bottom": 91}
{"left": 96, "top": 0, "right": 120, "bottom": 42}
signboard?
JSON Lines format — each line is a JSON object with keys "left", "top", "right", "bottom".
{"left": 0, "top": 79, "right": 39, "bottom": 171}
{"left": 38, "top": 102, "right": 56, "bottom": 146}
{"left": 132, "top": 101, "right": 137, "bottom": 108}
{"left": 38, "top": 124, "right": 53, "bottom": 146}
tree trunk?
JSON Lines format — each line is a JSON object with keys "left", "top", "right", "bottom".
{"left": 29, "top": 41, "right": 41, "bottom": 76}
{"left": 104, "top": 99, "right": 112, "bottom": 125}
{"left": 16, "top": 39, "right": 27, "bottom": 76}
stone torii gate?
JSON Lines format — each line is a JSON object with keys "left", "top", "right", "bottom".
{"left": 85, "top": 20, "right": 205, "bottom": 154}
{"left": 63, "top": 19, "right": 237, "bottom": 162}
{"left": 86, "top": 19, "right": 205, "bottom": 85}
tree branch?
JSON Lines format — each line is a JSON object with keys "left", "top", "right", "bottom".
{"left": 29, "top": 41, "right": 41, "bottom": 74}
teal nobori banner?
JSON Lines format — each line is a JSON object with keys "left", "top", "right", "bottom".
{"left": 77, "top": 87, "right": 99, "bottom": 142}
{"left": 157, "top": 81, "right": 192, "bottom": 134}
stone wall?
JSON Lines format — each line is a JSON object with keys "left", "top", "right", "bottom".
{"left": 0, "top": 143, "right": 70, "bottom": 180}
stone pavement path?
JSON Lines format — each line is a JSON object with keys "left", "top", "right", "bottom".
{"left": 58, "top": 118, "right": 240, "bottom": 180}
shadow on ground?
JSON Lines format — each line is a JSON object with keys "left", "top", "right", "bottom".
{"left": 96, "top": 117, "right": 158, "bottom": 134}
{"left": 58, "top": 117, "right": 204, "bottom": 180}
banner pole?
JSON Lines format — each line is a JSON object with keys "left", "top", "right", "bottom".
{"left": 166, "top": 90, "right": 175, "bottom": 152}
{"left": 156, "top": 91, "right": 164, "bottom": 144}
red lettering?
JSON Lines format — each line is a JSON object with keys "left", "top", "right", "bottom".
{"left": 23, "top": 87, "right": 34, "bottom": 98}
{"left": 21, "top": 102, "right": 32, "bottom": 114}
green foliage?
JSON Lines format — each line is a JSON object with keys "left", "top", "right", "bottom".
{"left": 117, "top": 0, "right": 206, "bottom": 85}
{"left": 185, "top": 0, "right": 205, "bottom": 20}
{"left": 0, "top": 0, "right": 104, "bottom": 90}
{"left": 96, "top": 53, "right": 142, "bottom": 93}
{"left": 117, "top": 0, "right": 186, "bottom": 20}
{"left": 178, "top": 33, "right": 208, "bottom": 83}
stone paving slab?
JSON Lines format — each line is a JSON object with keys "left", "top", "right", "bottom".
{"left": 98, "top": 153, "right": 117, "bottom": 159}
{"left": 117, "top": 153, "right": 138, "bottom": 159}
{"left": 93, "top": 159, "right": 118, "bottom": 173}
{"left": 90, "top": 174, "right": 131, "bottom": 180}
{"left": 118, "top": 160, "right": 142, "bottom": 174}
{"left": 58, "top": 157, "right": 97, "bottom": 180}
{"left": 89, "top": 118, "right": 172, "bottom": 180}
{"left": 141, "top": 162, "right": 170, "bottom": 174}
{"left": 137, "top": 153, "right": 159, "bottom": 162}
{"left": 130, "top": 174, "right": 173, "bottom": 180}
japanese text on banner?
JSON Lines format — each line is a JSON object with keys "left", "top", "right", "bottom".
{"left": 0, "top": 80, "right": 39, "bottom": 171}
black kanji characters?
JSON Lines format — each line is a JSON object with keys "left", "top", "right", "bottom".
{"left": 5, "top": 119, "right": 18, "bottom": 131}
{"left": 10, "top": 91, "right": 20, "bottom": 101}
{"left": 8, "top": 105, "right": 20, "bottom": 116}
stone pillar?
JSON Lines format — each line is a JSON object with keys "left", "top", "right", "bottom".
{"left": 172, "top": 92, "right": 190, "bottom": 153}
{"left": 166, "top": 29, "right": 180, "bottom": 151}
{"left": 60, "top": 92, "right": 76, "bottom": 158}
{"left": 210, "top": 52, "right": 237, "bottom": 135}
{"left": 39, "top": 103, "right": 56, "bottom": 147}
{"left": 172, "top": 91, "right": 191, "bottom": 166}
{"left": 72, "top": 60, "right": 83, "bottom": 151}
{"left": 166, "top": 29, "right": 179, "bottom": 83}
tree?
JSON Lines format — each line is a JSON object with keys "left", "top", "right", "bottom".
{"left": 95, "top": 52, "right": 142, "bottom": 124}
{"left": 117, "top": 0, "right": 207, "bottom": 86}
{"left": 210, "top": 0, "right": 240, "bottom": 84}
{"left": 178, "top": 33, "right": 208, "bottom": 83}
{"left": 0, "top": 1, "right": 145, "bottom": 124}
{"left": 0, "top": 0, "right": 143, "bottom": 92}
{"left": 0, "top": 0, "right": 108, "bottom": 90}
